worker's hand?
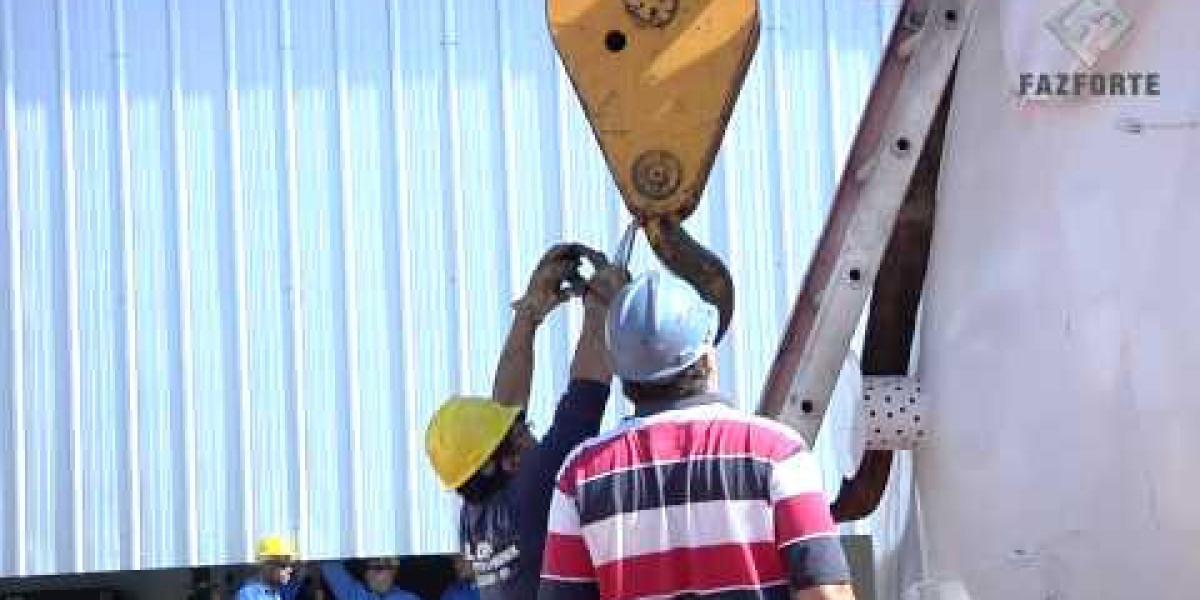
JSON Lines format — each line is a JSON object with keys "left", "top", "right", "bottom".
{"left": 583, "top": 258, "right": 631, "bottom": 313}
{"left": 569, "top": 250, "right": 627, "bottom": 382}
{"left": 512, "top": 243, "right": 592, "bottom": 323}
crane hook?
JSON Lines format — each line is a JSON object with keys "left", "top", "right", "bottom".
{"left": 548, "top": 0, "right": 760, "bottom": 343}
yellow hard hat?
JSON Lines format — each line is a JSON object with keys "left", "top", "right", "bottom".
{"left": 426, "top": 396, "right": 522, "bottom": 490}
{"left": 256, "top": 535, "right": 298, "bottom": 562}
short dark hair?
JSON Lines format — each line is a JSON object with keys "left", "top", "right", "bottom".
{"left": 622, "top": 356, "right": 712, "bottom": 405}
{"left": 456, "top": 419, "right": 524, "bottom": 504}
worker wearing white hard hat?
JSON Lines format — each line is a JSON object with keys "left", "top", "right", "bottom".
{"left": 539, "top": 271, "right": 857, "bottom": 600}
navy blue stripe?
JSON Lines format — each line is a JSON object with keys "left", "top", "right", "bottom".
{"left": 783, "top": 536, "right": 853, "bottom": 589}
{"left": 538, "top": 578, "right": 600, "bottom": 600}
{"left": 576, "top": 456, "right": 772, "bottom": 526}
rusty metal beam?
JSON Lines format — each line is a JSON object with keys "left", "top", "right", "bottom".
{"left": 831, "top": 78, "right": 952, "bottom": 522}
{"left": 758, "top": 0, "right": 973, "bottom": 445}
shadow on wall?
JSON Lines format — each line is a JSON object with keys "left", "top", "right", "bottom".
{"left": 0, "top": 554, "right": 461, "bottom": 600}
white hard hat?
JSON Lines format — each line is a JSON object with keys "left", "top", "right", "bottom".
{"left": 605, "top": 271, "right": 719, "bottom": 383}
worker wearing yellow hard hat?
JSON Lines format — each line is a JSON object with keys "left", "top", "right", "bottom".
{"left": 236, "top": 535, "right": 301, "bottom": 599}
{"left": 426, "top": 242, "right": 629, "bottom": 600}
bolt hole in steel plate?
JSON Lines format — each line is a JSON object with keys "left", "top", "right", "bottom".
{"left": 605, "top": 30, "right": 628, "bottom": 52}
{"left": 632, "top": 150, "right": 683, "bottom": 200}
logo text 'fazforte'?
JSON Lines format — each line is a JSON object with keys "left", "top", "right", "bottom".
{"left": 1020, "top": 0, "right": 1160, "bottom": 98}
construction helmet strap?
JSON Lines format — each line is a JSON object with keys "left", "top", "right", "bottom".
{"left": 478, "top": 459, "right": 498, "bottom": 478}
{"left": 457, "top": 457, "right": 514, "bottom": 504}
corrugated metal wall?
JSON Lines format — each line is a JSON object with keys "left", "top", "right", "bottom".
{"left": 0, "top": 0, "right": 901, "bottom": 577}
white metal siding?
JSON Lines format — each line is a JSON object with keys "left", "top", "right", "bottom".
{"left": 0, "top": 0, "right": 901, "bottom": 577}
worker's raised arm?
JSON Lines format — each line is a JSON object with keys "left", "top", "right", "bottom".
{"left": 318, "top": 561, "right": 360, "bottom": 598}
{"left": 489, "top": 310, "right": 539, "bottom": 410}
{"left": 571, "top": 252, "right": 629, "bottom": 384}
{"left": 492, "top": 244, "right": 586, "bottom": 408}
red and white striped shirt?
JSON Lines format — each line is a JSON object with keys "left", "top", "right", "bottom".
{"left": 539, "top": 396, "right": 850, "bottom": 600}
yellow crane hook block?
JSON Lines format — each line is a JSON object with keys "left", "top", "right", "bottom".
{"left": 547, "top": 0, "right": 760, "bottom": 342}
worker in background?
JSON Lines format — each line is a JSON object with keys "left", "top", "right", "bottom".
{"left": 426, "top": 242, "right": 627, "bottom": 600}
{"left": 319, "top": 557, "right": 418, "bottom": 600}
{"left": 236, "top": 536, "right": 302, "bottom": 600}
{"left": 439, "top": 555, "right": 481, "bottom": 600}
{"left": 540, "top": 271, "right": 858, "bottom": 600}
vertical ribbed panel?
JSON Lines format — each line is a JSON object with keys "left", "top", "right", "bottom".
{"left": 1, "top": 0, "right": 25, "bottom": 577}
{"left": 0, "top": 0, "right": 904, "bottom": 576}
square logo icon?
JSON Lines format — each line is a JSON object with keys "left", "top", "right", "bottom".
{"left": 1045, "top": 0, "right": 1133, "bottom": 68}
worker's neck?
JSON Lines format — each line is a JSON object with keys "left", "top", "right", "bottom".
{"left": 633, "top": 392, "right": 723, "bottom": 417}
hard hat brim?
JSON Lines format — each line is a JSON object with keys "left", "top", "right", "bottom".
{"left": 259, "top": 554, "right": 297, "bottom": 562}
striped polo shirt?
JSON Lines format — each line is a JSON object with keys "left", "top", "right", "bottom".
{"left": 539, "top": 395, "right": 850, "bottom": 600}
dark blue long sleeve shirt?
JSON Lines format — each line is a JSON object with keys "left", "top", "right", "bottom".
{"left": 459, "top": 379, "right": 610, "bottom": 600}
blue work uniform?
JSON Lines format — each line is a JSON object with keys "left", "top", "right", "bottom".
{"left": 320, "top": 561, "right": 420, "bottom": 600}
{"left": 440, "top": 581, "right": 481, "bottom": 600}
{"left": 459, "top": 379, "right": 610, "bottom": 600}
{"left": 235, "top": 578, "right": 303, "bottom": 600}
